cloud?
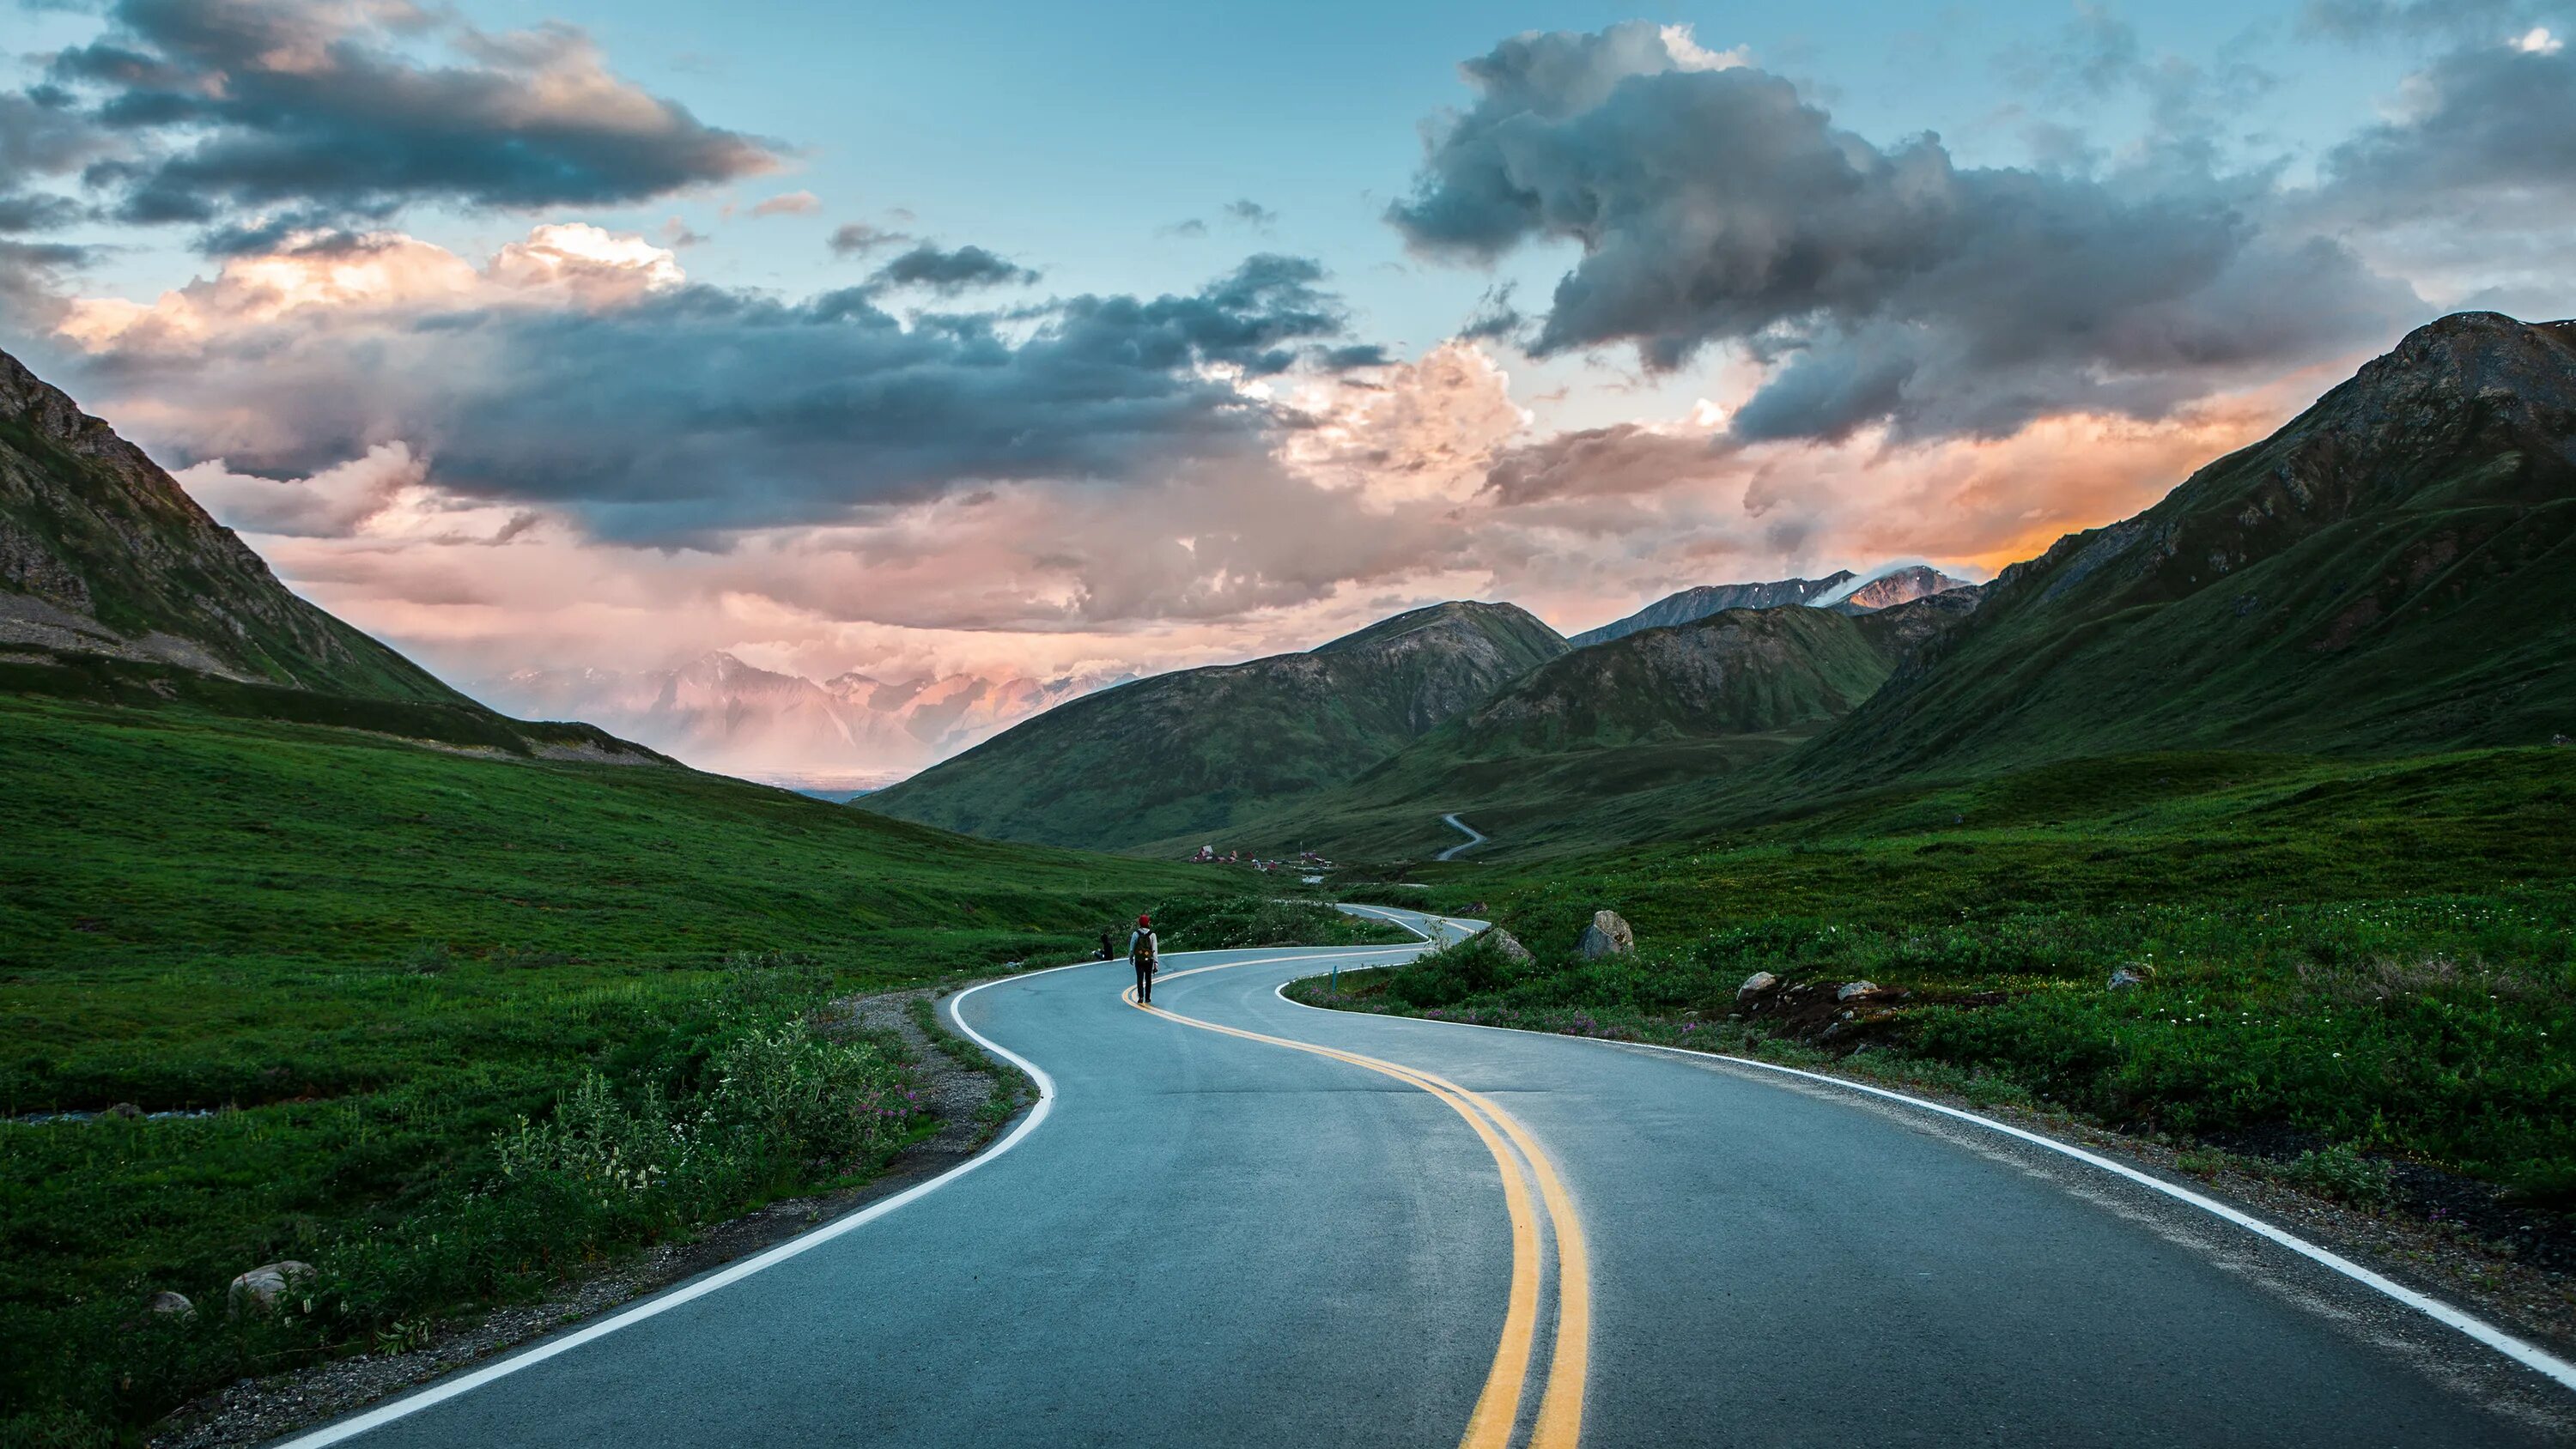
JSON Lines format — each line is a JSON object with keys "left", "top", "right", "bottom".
{"left": 28, "top": 0, "right": 778, "bottom": 233}
{"left": 173, "top": 440, "right": 430, "bottom": 536}
{"left": 866, "top": 242, "right": 1039, "bottom": 294}
{"left": 750, "top": 190, "right": 820, "bottom": 217}
{"left": 1222, "top": 198, "right": 1277, "bottom": 228}
{"left": 1157, "top": 218, "right": 1208, "bottom": 238}
{"left": 55, "top": 237, "right": 1357, "bottom": 541}
{"left": 828, "top": 221, "right": 911, "bottom": 257}
{"left": 1387, "top": 21, "right": 2416, "bottom": 444}
{"left": 0, "top": 193, "right": 81, "bottom": 233}
{"left": 1480, "top": 425, "right": 1730, "bottom": 505}
{"left": 53, "top": 222, "right": 682, "bottom": 351}
{"left": 2316, "top": 39, "right": 2576, "bottom": 218}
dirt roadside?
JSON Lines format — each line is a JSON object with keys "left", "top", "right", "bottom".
{"left": 150, "top": 984, "right": 1029, "bottom": 1449}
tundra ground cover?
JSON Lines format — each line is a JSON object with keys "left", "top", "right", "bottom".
{"left": 1295, "top": 748, "right": 2576, "bottom": 1201}
{"left": 0, "top": 694, "right": 1249, "bottom": 1445}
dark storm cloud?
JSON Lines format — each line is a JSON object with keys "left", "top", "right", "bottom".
{"left": 77, "top": 255, "right": 1356, "bottom": 543}
{"left": 1388, "top": 21, "right": 2413, "bottom": 443}
{"left": 867, "top": 243, "right": 1040, "bottom": 294}
{"left": 828, "top": 222, "right": 912, "bottom": 258}
{"left": 0, "top": 88, "right": 109, "bottom": 175}
{"left": 2315, "top": 39, "right": 2576, "bottom": 220}
{"left": 23, "top": 0, "right": 776, "bottom": 233}
{"left": 0, "top": 192, "right": 81, "bottom": 233}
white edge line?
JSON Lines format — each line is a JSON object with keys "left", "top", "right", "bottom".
{"left": 270, "top": 961, "right": 1097, "bottom": 1448}
{"left": 1271, "top": 949, "right": 2576, "bottom": 1395}
{"left": 267, "top": 937, "right": 1419, "bottom": 1447}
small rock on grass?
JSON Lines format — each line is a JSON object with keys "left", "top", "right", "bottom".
{"left": 1836, "top": 980, "right": 1879, "bottom": 1002}
{"left": 1481, "top": 928, "right": 1534, "bottom": 963}
{"left": 229, "top": 1262, "right": 316, "bottom": 1315}
{"left": 1577, "top": 910, "right": 1634, "bottom": 960}
{"left": 146, "top": 1290, "right": 195, "bottom": 1319}
{"left": 1737, "top": 971, "right": 1780, "bottom": 1003}
{"left": 2107, "top": 967, "right": 2154, "bottom": 991}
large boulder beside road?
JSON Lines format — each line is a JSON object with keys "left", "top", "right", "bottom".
{"left": 1577, "top": 911, "right": 1634, "bottom": 959}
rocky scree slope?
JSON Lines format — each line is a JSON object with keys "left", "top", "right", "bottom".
{"left": 1799, "top": 311, "right": 2576, "bottom": 787}
{"left": 865, "top": 601, "right": 1571, "bottom": 849}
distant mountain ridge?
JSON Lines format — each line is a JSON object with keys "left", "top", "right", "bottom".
{"left": 1574, "top": 565, "right": 1978, "bottom": 645}
{"left": 1208, "top": 592, "right": 1984, "bottom": 858}
{"left": 1571, "top": 574, "right": 1852, "bottom": 645}
{"left": 865, "top": 601, "right": 1571, "bottom": 848}
{"left": 483, "top": 652, "right": 1124, "bottom": 784}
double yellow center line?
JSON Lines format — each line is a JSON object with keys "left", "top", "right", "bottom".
{"left": 1127, "top": 957, "right": 1589, "bottom": 1449}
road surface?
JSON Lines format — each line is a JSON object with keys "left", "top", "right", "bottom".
{"left": 1437, "top": 813, "right": 1489, "bottom": 861}
{"left": 281, "top": 908, "right": 2573, "bottom": 1448}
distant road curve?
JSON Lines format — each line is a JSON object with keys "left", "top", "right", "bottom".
{"left": 1437, "top": 812, "right": 1488, "bottom": 860}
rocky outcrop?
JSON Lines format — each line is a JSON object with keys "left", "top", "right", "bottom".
{"left": 1577, "top": 910, "right": 1634, "bottom": 959}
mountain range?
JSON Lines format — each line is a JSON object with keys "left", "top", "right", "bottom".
{"left": 869, "top": 312, "right": 2576, "bottom": 857}
{"left": 1572, "top": 565, "right": 1977, "bottom": 646}
{"left": 12, "top": 311, "right": 2571, "bottom": 863}
{"left": 864, "top": 601, "right": 1571, "bottom": 848}
{"left": 479, "top": 653, "right": 1127, "bottom": 788}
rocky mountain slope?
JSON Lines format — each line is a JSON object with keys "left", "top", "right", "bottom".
{"left": 1798, "top": 311, "right": 2576, "bottom": 787}
{"left": 1571, "top": 573, "right": 1855, "bottom": 646}
{"left": 0, "top": 346, "right": 656, "bottom": 761}
{"left": 0, "top": 347, "right": 463, "bottom": 701}
{"left": 1826, "top": 566, "right": 1980, "bottom": 613}
{"left": 483, "top": 653, "right": 1120, "bottom": 785}
{"left": 864, "top": 602, "right": 1571, "bottom": 848}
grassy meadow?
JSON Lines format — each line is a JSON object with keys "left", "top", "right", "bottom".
{"left": 0, "top": 691, "right": 1363, "bottom": 1446}
{"left": 1294, "top": 746, "right": 2576, "bottom": 1203}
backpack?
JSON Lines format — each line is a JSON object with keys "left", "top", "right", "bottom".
{"left": 1133, "top": 931, "right": 1157, "bottom": 968}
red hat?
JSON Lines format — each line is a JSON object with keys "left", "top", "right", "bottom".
{"left": 1137, "top": 913, "right": 1151, "bottom": 926}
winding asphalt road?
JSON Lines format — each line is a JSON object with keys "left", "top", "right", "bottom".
{"left": 281, "top": 908, "right": 2574, "bottom": 1448}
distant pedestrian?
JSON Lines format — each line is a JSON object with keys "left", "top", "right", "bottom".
{"left": 1099, "top": 930, "right": 1117, "bottom": 962}
{"left": 1127, "top": 914, "right": 1159, "bottom": 1003}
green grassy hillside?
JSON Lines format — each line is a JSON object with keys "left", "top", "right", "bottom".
{"left": 1207, "top": 599, "right": 1973, "bottom": 859}
{"left": 866, "top": 601, "right": 1571, "bottom": 850}
{"left": 1300, "top": 745, "right": 2576, "bottom": 1203}
{"left": 1795, "top": 312, "right": 2576, "bottom": 791}
{"left": 0, "top": 693, "right": 1269, "bottom": 1443}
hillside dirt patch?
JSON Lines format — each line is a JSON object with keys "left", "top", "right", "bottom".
{"left": 149, "top": 985, "right": 1026, "bottom": 1449}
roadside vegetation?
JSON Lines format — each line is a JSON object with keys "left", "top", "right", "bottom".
{"left": 1292, "top": 747, "right": 2576, "bottom": 1206}
{"left": 0, "top": 693, "right": 1242, "bottom": 1446}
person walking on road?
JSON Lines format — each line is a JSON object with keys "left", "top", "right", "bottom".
{"left": 1127, "top": 914, "right": 1159, "bottom": 1003}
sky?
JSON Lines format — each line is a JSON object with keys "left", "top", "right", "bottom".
{"left": 6, "top": 0, "right": 2574, "bottom": 775}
